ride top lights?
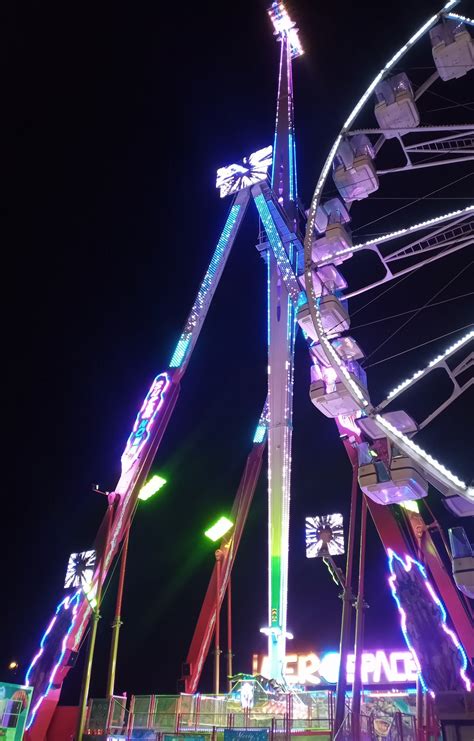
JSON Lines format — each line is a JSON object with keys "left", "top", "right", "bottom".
{"left": 25, "top": 590, "right": 81, "bottom": 729}
{"left": 387, "top": 549, "right": 471, "bottom": 695}
{"left": 138, "top": 474, "right": 167, "bottom": 502}
{"left": 64, "top": 549, "right": 96, "bottom": 589}
{"left": 305, "top": 514, "right": 344, "bottom": 558}
{"left": 267, "top": 2, "right": 304, "bottom": 59}
{"left": 216, "top": 146, "right": 273, "bottom": 199}
{"left": 385, "top": 329, "right": 473, "bottom": 402}
{"left": 204, "top": 516, "right": 233, "bottom": 542}
{"left": 121, "top": 372, "right": 170, "bottom": 473}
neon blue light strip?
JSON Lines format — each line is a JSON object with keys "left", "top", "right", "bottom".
{"left": 169, "top": 204, "right": 241, "bottom": 368}
{"left": 288, "top": 132, "right": 295, "bottom": 202}
{"left": 169, "top": 337, "right": 190, "bottom": 368}
{"left": 253, "top": 425, "right": 266, "bottom": 444}
{"left": 253, "top": 194, "right": 300, "bottom": 302}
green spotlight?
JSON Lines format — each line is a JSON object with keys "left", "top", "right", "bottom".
{"left": 204, "top": 516, "right": 233, "bottom": 542}
{"left": 139, "top": 474, "right": 167, "bottom": 502}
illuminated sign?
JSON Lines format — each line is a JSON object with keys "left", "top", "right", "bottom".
{"left": 252, "top": 649, "right": 419, "bottom": 686}
{"left": 216, "top": 146, "right": 273, "bottom": 199}
{"left": 64, "top": 550, "right": 96, "bottom": 589}
{"left": 121, "top": 372, "right": 171, "bottom": 473}
{"left": 305, "top": 514, "right": 344, "bottom": 557}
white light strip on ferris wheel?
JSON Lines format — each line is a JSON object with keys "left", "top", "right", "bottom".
{"left": 338, "top": 205, "right": 474, "bottom": 258}
{"left": 374, "top": 413, "right": 468, "bottom": 491}
{"left": 384, "top": 329, "right": 474, "bottom": 402}
{"left": 446, "top": 12, "right": 474, "bottom": 25}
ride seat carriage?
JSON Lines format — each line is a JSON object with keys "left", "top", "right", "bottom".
{"left": 309, "top": 360, "right": 368, "bottom": 418}
{"left": 312, "top": 198, "right": 353, "bottom": 264}
{"left": 333, "top": 135, "right": 379, "bottom": 203}
{"left": 430, "top": 19, "right": 474, "bottom": 81}
{"left": 358, "top": 441, "right": 428, "bottom": 505}
{"left": 298, "top": 264, "right": 347, "bottom": 300}
{"left": 374, "top": 73, "right": 420, "bottom": 137}
{"left": 297, "top": 294, "right": 350, "bottom": 341}
{"left": 310, "top": 335, "right": 364, "bottom": 368}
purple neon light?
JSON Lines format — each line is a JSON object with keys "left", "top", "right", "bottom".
{"left": 121, "top": 372, "right": 171, "bottom": 473}
{"left": 25, "top": 590, "right": 81, "bottom": 729}
{"left": 387, "top": 549, "right": 471, "bottom": 696}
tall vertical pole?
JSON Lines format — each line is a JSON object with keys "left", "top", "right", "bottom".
{"left": 416, "top": 677, "right": 424, "bottom": 741}
{"left": 352, "top": 494, "right": 368, "bottom": 740}
{"left": 214, "top": 549, "right": 222, "bottom": 695}
{"left": 334, "top": 466, "right": 358, "bottom": 735}
{"left": 227, "top": 577, "right": 233, "bottom": 693}
{"left": 76, "top": 496, "right": 115, "bottom": 741}
{"left": 106, "top": 527, "right": 130, "bottom": 698}
{"left": 267, "top": 30, "right": 298, "bottom": 682}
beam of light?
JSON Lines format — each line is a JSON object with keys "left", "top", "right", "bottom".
{"left": 138, "top": 474, "right": 167, "bottom": 501}
{"left": 204, "top": 516, "right": 233, "bottom": 542}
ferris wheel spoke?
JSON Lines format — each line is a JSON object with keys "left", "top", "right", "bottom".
{"left": 376, "top": 329, "right": 474, "bottom": 410}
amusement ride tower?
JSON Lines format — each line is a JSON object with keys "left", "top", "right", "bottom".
{"left": 262, "top": 1, "right": 302, "bottom": 681}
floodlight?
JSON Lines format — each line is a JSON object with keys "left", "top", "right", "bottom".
{"left": 204, "top": 516, "right": 233, "bottom": 542}
{"left": 267, "top": 2, "right": 303, "bottom": 59}
{"left": 216, "top": 146, "right": 273, "bottom": 198}
{"left": 400, "top": 500, "right": 419, "bottom": 513}
{"left": 305, "top": 514, "right": 344, "bottom": 558}
{"left": 138, "top": 474, "right": 167, "bottom": 501}
{"left": 64, "top": 550, "right": 97, "bottom": 589}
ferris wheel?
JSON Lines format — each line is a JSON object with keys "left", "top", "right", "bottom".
{"left": 300, "top": 0, "right": 473, "bottom": 721}
{"left": 302, "top": 1, "right": 473, "bottom": 514}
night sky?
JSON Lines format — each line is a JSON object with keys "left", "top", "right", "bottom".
{"left": 4, "top": 0, "right": 473, "bottom": 704}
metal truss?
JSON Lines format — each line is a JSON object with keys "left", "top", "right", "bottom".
{"left": 344, "top": 209, "right": 474, "bottom": 299}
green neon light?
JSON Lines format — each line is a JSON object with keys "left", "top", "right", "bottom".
{"left": 204, "top": 516, "right": 233, "bottom": 542}
{"left": 400, "top": 500, "right": 419, "bottom": 513}
{"left": 138, "top": 474, "right": 167, "bottom": 501}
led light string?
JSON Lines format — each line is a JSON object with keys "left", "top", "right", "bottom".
{"left": 382, "top": 329, "right": 473, "bottom": 401}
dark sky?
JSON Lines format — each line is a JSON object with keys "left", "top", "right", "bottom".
{"left": 4, "top": 0, "right": 473, "bottom": 703}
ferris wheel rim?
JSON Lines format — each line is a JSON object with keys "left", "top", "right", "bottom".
{"left": 302, "top": 0, "right": 473, "bottom": 503}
